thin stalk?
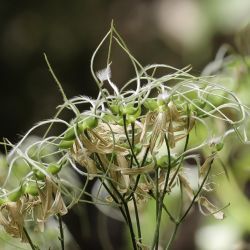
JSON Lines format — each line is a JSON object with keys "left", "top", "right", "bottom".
{"left": 168, "top": 113, "right": 190, "bottom": 188}
{"left": 164, "top": 158, "right": 214, "bottom": 250}
{"left": 131, "top": 122, "right": 135, "bottom": 148}
{"left": 95, "top": 153, "right": 136, "bottom": 249}
{"left": 151, "top": 199, "right": 164, "bottom": 250}
{"left": 155, "top": 168, "right": 160, "bottom": 250}
{"left": 99, "top": 177, "right": 127, "bottom": 221}
{"left": 162, "top": 203, "right": 176, "bottom": 223}
{"left": 58, "top": 214, "right": 64, "bottom": 250}
{"left": 124, "top": 202, "right": 137, "bottom": 250}
{"left": 125, "top": 146, "right": 150, "bottom": 202}
{"left": 152, "top": 136, "right": 172, "bottom": 249}
{"left": 44, "top": 53, "right": 68, "bottom": 103}
{"left": 132, "top": 194, "right": 142, "bottom": 246}
{"left": 94, "top": 152, "right": 128, "bottom": 221}
{"left": 129, "top": 122, "right": 135, "bottom": 168}
{"left": 179, "top": 158, "right": 214, "bottom": 223}
{"left": 23, "top": 227, "right": 37, "bottom": 250}
{"left": 155, "top": 168, "right": 159, "bottom": 220}
{"left": 162, "top": 135, "right": 171, "bottom": 195}
{"left": 148, "top": 191, "right": 176, "bottom": 223}
{"left": 123, "top": 115, "right": 140, "bottom": 166}
{"left": 178, "top": 178, "right": 184, "bottom": 219}
{"left": 165, "top": 223, "right": 179, "bottom": 250}
{"left": 107, "top": 20, "right": 114, "bottom": 66}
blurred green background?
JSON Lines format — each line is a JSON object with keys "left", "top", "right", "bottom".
{"left": 0, "top": 0, "right": 250, "bottom": 249}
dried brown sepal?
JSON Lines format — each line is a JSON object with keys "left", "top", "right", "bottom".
{"left": 198, "top": 196, "right": 225, "bottom": 220}
{"left": 36, "top": 177, "right": 67, "bottom": 232}
{"left": 0, "top": 199, "right": 28, "bottom": 242}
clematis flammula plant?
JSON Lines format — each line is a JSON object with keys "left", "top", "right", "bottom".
{"left": 1, "top": 24, "right": 248, "bottom": 249}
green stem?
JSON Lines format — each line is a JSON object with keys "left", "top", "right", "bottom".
{"left": 179, "top": 158, "right": 213, "bottom": 223}
{"left": 162, "top": 135, "right": 171, "bottom": 195}
{"left": 152, "top": 112, "right": 190, "bottom": 249}
{"left": 155, "top": 168, "right": 159, "bottom": 220}
{"left": 23, "top": 227, "right": 37, "bottom": 250}
{"left": 165, "top": 223, "right": 179, "bottom": 250}
{"left": 168, "top": 133, "right": 189, "bottom": 188}
{"left": 132, "top": 194, "right": 142, "bottom": 246}
{"left": 152, "top": 137, "right": 172, "bottom": 249}
{"left": 131, "top": 122, "right": 135, "bottom": 148}
{"left": 164, "top": 155, "right": 215, "bottom": 250}
{"left": 58, "top": 214, "right": 64, "bottom": 250}
{"left": 123, "top": 115, "right": 140, "bottom": 166}
{"left": 95, "top": 154, "right": 136, "bottom": 249}
{"left": 100, "top": 178, "right": 127, "bottom": 221}
{"left": 149, "top": 191, "right": 176, "bottom": 223}
{"left": 151, "top": 198, "right": 163, "bottom": 250}
{"left": 126, "top": 146, "right": 150, "bottom": 202}
{"left": 168, "top": 109, "right": 190, "bottom": 188}
{"left": 124, "top": 202, "right": 137, "bottom": 250}
{"left": 155, "top": 169, "right": 160, "bottom": 250}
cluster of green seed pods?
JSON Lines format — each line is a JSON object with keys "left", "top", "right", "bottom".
{"left": 0, "top": 162, "right": 64, "bottom": 205}
{"left": 59, "top": 116, "right": 98, "bottom": 149}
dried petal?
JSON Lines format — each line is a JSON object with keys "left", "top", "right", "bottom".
{"left": 199, "top": 153, "right": 216, "bottom": 181}
{"left": 178, "top": 174, "right": 194, "bottom": 200}
{"left": 198, "top": 196, "right": 224, "bottom": 220}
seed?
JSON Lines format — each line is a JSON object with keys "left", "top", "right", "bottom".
{"left": 121, "top": 103, "right": 139, "bottom": 115}
{"left": 157, "top": 155, "right": 169, "bottom": 168}
{"left": 8, "top": 187, "right": 23, "bottom": 202}
{"left": 63, "top": 126, "right": 78, "bottom": 141}
{"left": 144, "top": 98, "right": 158, "bottom": 111}
{"left": 47, "top": 163, "right": 62, "bottom": 175}
{"left": 84, "top": 117, "right": 98, "bottom": 129}
{"left": 24, "top": 183, "right": 39, "bottom": 196}
{"left": 0, "top": 198, "right": 7, "bottom": 206}
{"left": 216, "top": 142, "right": 224, "bottom": 151}
{"left": 59, "top": 140, "right": 74, "bottom": 149}
{"left": 33, "top": 169, "right": 46, "bottom": 180}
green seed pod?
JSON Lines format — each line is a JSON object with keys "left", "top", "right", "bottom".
{"left": 63, "top": 127, "right": 76, "bottom": 140}
{"left": 24, "top": 183, "right": 39, "bottom": 196}
{"left": 109, "top": 104, "right": 120, "bottom": 114}
{"left": 157, "top": 155, "right": 169, "bottom": 168}
{"left": 8, "top": 187, "right": 23, "bottom": 202}
{"left": 144, "top": 98, "right": 158, "bottom": 111}
{"left": 59, "top": 140, "right": 74, "bottom": 149}
{"left": 47, "top": 163, "right": 62, "bottom": 175}
{"left": 117, "top": 116, "right": 127, "bottom": 126}
{"left": 121, "top": 103, "right": 139, "bottom": 115}
{"left": 190, "top": 99, "right": 206, "bottom": 116}
{"left": 102, "top": 114, "right": 115, "bottom": 123}
{"left": 158, "top": 104, "right": 167, "bottom": 112}
{"left": 33, "top": 169, "right": 46, "bottom": 180}
{"left": 84, "top": 117, "right": 98, "bottom": 129}
{"left": 128, "top": 115, "right": 136, "bottom": 123}
{"left": 216, "top": 142, "right": 224, "bottom": 151}
{"left": 121, "top": 105, "right": 141, "bottom": 124}
{"left": 0, "top": 198, "right": 7, "bottom": 206}
{"left": 133, "top": 105, "right": 141, "bottom": 118}
{"left": 133, "top": 144, "right": 142, "bottom": 155}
